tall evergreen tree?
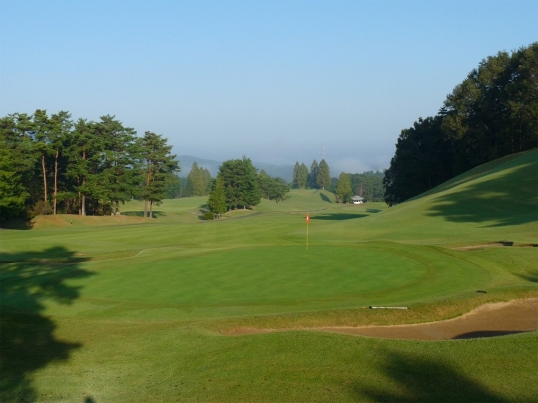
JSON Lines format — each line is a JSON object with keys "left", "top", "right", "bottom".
{"left": 335, "top": 172, "right": 353, "bottom": 203}
{"left": 309, "top": 160, "right": 319, "bottom": 189}
{"left": 297, "top": 163, "right": 309, "bottom": 189}
{"left": 141, "top": 131, "right": 179, "bottom": 218}
{"left": 48, "top": 111, "right": 72, "bottom": 214}
{"left": 207, "top": 175, "right": 227, "bottom": 215}
{"left": 292, "top": 162, "right": 300, "bottom": 189}
{"left": 218, "top": 157, "right": 261, "bottom": 210}
{"left": 316, "top": 159, "right": 331, "bottom": 190}
{"left": 95, "top": 115, "right": 141, "bottom": 214}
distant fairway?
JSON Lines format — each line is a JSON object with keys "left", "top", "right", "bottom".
{"left": 1, "top": 149, "right": 537, "bottom": 402}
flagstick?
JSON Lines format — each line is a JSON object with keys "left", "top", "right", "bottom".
{"left": 306, "top": 214, "right": 310, "bottom": 250}
{"left": 306, "top": 222, "right": 309, "bottom": 250}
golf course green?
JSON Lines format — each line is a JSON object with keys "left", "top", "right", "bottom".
{"left": 1, "top": 149, "right": 537, "bottom": 402}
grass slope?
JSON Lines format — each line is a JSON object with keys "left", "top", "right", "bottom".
{"left": 1, "top": 150, "right": 537, "bottom": 402}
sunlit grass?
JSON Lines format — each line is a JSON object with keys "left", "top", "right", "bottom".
{"left": 1, "top": 149, "right": 537, "bottom": 402}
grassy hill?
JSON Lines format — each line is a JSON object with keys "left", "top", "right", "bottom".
{"left": 1, "top": 150, "right": 537, "bottom": 402}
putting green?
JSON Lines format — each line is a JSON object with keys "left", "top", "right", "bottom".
{"left": 69, "top": 244, "right": 488, "bottom": 316}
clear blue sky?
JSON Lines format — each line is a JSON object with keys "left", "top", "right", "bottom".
{"left": 1, "top": 0, "right": 536, "bottom": 174}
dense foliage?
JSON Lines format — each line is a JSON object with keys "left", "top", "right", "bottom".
{"left": 258, "top": 170, "right": 290, "bottom": 202}
{"left": 291, "top": 159, "right": 332, "bottom": 190}
{"left": 348, "top": 171, "right": 385, "bottom": 202}
{"left": 384, "top": 43, "right": 538, "bottom": 206}
{"left": 182, "top": 162, "right": 212, "bottom": 197}
{"left": 335, "top": 172, "right": 353, "bottom": 203}
{"left": 0, "top": 111, "right": 178, "bottom": 223}
{"left": 216, "top": 157, "right": 262, "bottom": 210}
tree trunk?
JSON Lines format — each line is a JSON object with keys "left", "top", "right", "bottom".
{"left": 144, "top": 199, "right": 148, "bottom": 218}
{"left": 53, "top": 149, "right": 59, "bottom": 214}
{"left": 81, "top": 177, "right": 86, "bottom": 216}
{"left": 150, "top": 201, "right": 153, "bottom": 218}
{"left": 42, "top": 155, "right": 48, "bottom": 203}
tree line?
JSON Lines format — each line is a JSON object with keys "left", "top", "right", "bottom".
{"left": 207, "top": 156, "right": 289, "bottom": 216}
{"left": 334, "top": 170, "right": 384, "bottom": 203}
{"left": 0, "top": 111, "right": 178, "bottom": 223}
{"left": 292, "top": 159, "right": 331, "bottom": 190}
{"left": 383, "top": 43, "right": 538, "bottom": 206}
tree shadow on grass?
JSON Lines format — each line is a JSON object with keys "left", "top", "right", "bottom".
{"left": 366, "top": 208, "right": 382, "bottom": 213}
{"left": 514, "top": 269, "right": 538, "bottom": 283}
{"left": 426, "top": 162, "right": 537, "bottom": 227}
{"left": 0, "top": 217, "right": 34, "bottom": 230}
{"left": 351, "top": 349, "right": 507, "bottom": 402}
{"left": 319, "top": 193, "right": 332, "bottom": 203}
{"left": 311, "top": 213, "right": 367, "bottom": 221}
{"left": 122, "top": 210, "right": 165, "bottom": 218}
{"left": 0, "top": 246, "right": 93, "bottom": 402}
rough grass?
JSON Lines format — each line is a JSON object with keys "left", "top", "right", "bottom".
{"left": 1, "top": 149, "right": 537, "bottom": 402}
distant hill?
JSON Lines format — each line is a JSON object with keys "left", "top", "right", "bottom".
{"left": 176, "top": 155, "right": 294, "bottom": 182}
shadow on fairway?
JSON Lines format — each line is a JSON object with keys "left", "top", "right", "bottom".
{"left": 311, "top": 213, "right": 367, "bottom": 221}
{"left": 352, "top": 349, "right": 508, "bottom": 402}
{"left": 0, "top": 246, "right": 93, "bottom": 402}
{"left": 365, "top": 208, "right": 382, "bottom": 213}
{"left": 515, "top": 269, "right": 538, "bottom": 283}
{"left": 319, "top": 193, "right": 332, "bottom": 203}
{"left": 122, "top": 210, "right": 165, "bottom": 218}
{"left": 453, "top": 330, "right": 530, "bottom": 339}
{"left": 0, "top": 217, "right": 34, "bottom": 230}
{"left": 426, "top": 162, "right": 537, "bottom": 227}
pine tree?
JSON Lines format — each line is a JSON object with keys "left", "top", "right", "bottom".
{"left": 218, "top": 157, "right": 261, "bottom": 209}
{"left": 292, "top": 162, "right": 300, "bottom": 189}
{"left": 309, "top": 160, "right": 319, "bottom": 189}
{"left": 141, "top": 131, "right": 179, "bottom": 218}
{"left": 335, "top": 172, "right": 352, "bottom": 203}
{"left": 298, "top": 163, "right": 309, "bottom": 189}
{"left": 317, "top": 159, "right": 331, "bottom": 190}
{"left": 207, "top": 175, "right": 227, "bottom": 215}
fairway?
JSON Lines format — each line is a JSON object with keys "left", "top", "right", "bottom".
{"left": 1, "top": 150, "right": 537, "bottom": 402}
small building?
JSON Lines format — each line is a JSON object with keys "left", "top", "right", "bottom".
{"left": 352, "top": 195, "right": 365, "bottom": 204}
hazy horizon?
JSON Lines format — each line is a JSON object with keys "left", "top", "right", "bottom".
{"left": 1, "top": 0, "right": 536, "bottom": 174}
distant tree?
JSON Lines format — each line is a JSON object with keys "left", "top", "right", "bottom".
{"left": 95, "top": 115, "right": 141, "bottom": 215}
{"left": 32, "top": 109, "right": 51, "bottom": 206}
{"left": 64, "top": 118, "right": 101, "bottom": 216}
{"left": 258, "top": 170, "right": 290, "bottom": 202}
{"left": 335, "top": 172, "right": 353, "bottom": 203}
{"left": 218, "top": 156, "right": 261, "bottom": 210}
{"left": 316, "top": 159, "right": 331, "bottom": 190}
{"left": 141, "top": 131, "right": 179, "bottom": 218}
{"left": 309, "top": 160, "right": 319, "bottom": 189}
{"left": 292, "top": 162, "right": 300, "bottom": 189}
{"left": 207, "top": 175, "right": 227, "bottom": 215}
{"left": 349, "top": 171, "right": 385, "bottom": 202}
{"left": 297, "top": 163, "right": 309, "bottom": 189}
{"left": 48, "top": 111, "right": 72, "bottom": 214}
{"left": 164, "top": 173, "right": 181, "bottom": 199}
{"left": 184, "top": 162, "right": 212, "bottom": 197}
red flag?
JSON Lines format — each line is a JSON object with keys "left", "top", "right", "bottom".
{"left": 306, "top": 215, "right": 310, "bottom": 223}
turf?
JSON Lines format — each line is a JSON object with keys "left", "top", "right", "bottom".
{"left": 1, "top": 149, "right": 537, "bottom": 402}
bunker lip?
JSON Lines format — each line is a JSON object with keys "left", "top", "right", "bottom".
{"left": 224, "top": 298, "right": 538, "bottom": 340}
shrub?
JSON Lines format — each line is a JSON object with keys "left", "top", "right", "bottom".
{"left": 203, "top": 211, "right": 215, "bottom": 220}
{"left": 33, "top": 200, "right": 52, "bottom": 215}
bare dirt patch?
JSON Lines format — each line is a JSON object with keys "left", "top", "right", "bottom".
{"left": 225, "top": 298, "right": 538, "bottom": 340}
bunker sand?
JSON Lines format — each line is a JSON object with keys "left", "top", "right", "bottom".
{"left": 228, "top": 299, "right": 538, "bottom": 340}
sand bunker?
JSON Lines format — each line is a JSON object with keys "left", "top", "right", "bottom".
{"left": 227, "top": 298, "right": 538, "bottom": 340}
